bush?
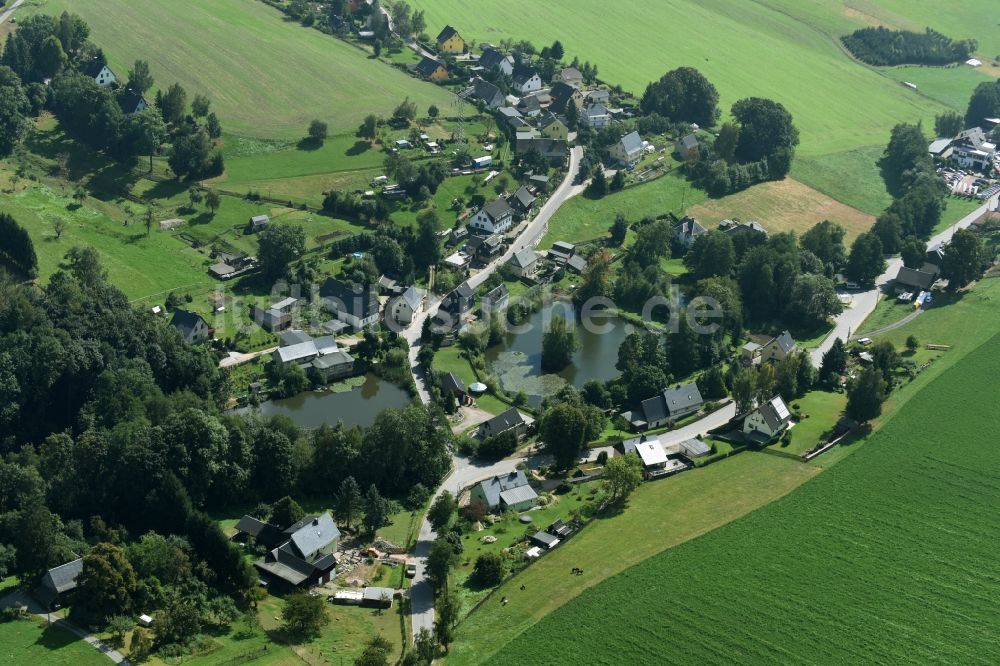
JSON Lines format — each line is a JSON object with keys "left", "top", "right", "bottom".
{"left": 556, "top": 482, "right": 573, "bottom": 494}
{"left": 472, "top": 552, "right": 507, "bottom": 587}
{"left": 596, "top": 451, "right": 609, "bottom": 465}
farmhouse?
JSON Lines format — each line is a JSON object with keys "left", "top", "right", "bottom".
{"left": 415, "top": 57, "right": 449, "bottom": 81}
{"left": 255, "top": 513, "right": 340, "bottom": 588}
{"left": 36, "top": 558, "right": 83, "bottom": 609}
{"left": 170, "top": 309, "right": 210, "bottom": 344}
{"left": 436, "top": 25, "right": 466, "bottom": 54}
{"left": 469, "top": 197, "right": 515, "bottom": 234}
{"left": 251, "top": 296, "right": 299, "bottom": 332}
{"left": 479, "top": 46, "right": 514, "bottom": 75}
{"left": 248, "top": 214, "right": 270, "bottom": 233}
{"left": 760, "top": 330, "right": 797, "bottom": 363}
{"left": 471, "top": 470, "right": 538, "bottom": 512}
{"left": 675, "top": 133, "right": 700, "bottom": 159}
{"left": 472, "top": 77, "right": 505, "bottom": 108}
{"left": 320, "top": 279, "right": 381, "bottom": 330}
{"left": 580, "top": 104, "right": 611, "bottom": 128}
{"left": 390, "top": 285, "right": 425, "bottom": 326}
{"left": 83, "top": 57, "right": 116, "bottom": 87}
{"left": 626, "top": 382, "right": 704, "bottom": 431}
{"left": 480, "top": 407, "right": 528, "bottom": 440}
{"left": 673, "top": 216, "right": 707, "bottom": 248}
{"left": 512, "top": 65, "right": 542, "bottom": 95}
{"left": 894, "top": 266, "right": 937, "bottom": 292}
{"left": 508, "top": 248, "right": 541, "bottom": 278}
{"left": 742, "top": 395, "right": 793, "bottom": 442}
{"left": 609, "top": 131, "right": 645, "bottom": 167}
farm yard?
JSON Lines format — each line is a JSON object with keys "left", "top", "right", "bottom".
{"left": 20, "top": 0, "right": 454, "bottom": 139}
{"left": 478, "top": 324, "right": 1000, "bottom": 665}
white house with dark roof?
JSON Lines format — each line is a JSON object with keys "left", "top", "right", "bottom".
{"left": 83, "top": 58, "right": 116, "bottom": 87}
{"left": 470, "top": 470, "right": 537, "bottom": 512}
{"left": 482, "top": 284, "right": 509, "bottom": 315}
{"left": 627, "top": 382, "right": 704, "bottom": 431}
{"left": 509, "top": 248, "right": 540, "bottom": 278}
{"left": 479, "top": 46, "right": 514, "bottom": 76}
{"left": 760, "top": 330, "right": 797, "bottom": 364}
{"left": 609, "top": 131, "right": 645, "bottom": 167}
{"left": 742, "top": 395, "right": 792, "bottom": 441}
{"left": 320, "top": 279, "right": 381, "bottom": 330}
{"left": 512, "top": 65, "right": 542, "bottom": 95}
{"left": 470, "top": 197, "right": 515, "bottom": 234}
{"left": 170, "top": 309, "right": 210, "bottom": 344}
{"left": 390, "top": 285, "right": 424, "bottom": 326}
{"left": 581, "top": 104, "right": 611, "bottom": 128}
{"left": 674, "top": 216, "right": 707, "bottom": 248}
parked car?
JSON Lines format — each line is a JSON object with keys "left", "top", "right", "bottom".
{"left": 857, "top": 337, "right": 873, "bottom": 346}
{"left": 406, "top": 563, "right": 417, "bottom": 578}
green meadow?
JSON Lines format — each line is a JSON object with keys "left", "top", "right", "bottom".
{"left": 0, "top": 620, "right": 107, "bottom": 666}
{"left": 23, "top": 0, "right": 454, "bottom": 138}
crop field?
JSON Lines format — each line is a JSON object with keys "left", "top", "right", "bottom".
{"left": 478, "top": 312, "right": 1000, "bottom": 664}
{"left": 687, "top": 178, "right": 876, "bottom": 241}
{"left": 23, "top": 0, "right": 453, "bottom": 138}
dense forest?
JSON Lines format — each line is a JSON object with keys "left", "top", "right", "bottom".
{"left": 841, "top": 27, "right": 977, "bottom": 67}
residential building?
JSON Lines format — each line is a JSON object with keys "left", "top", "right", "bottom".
{"left": 497, "top": 106, "right": 527, "bottom": 130}
{"left": 248, "top": 214, "right": 270, "bottom": 233}
{"left": 580, "top": 103, "right": 611, "bottom": 128}
{"left": 436, "top": 281, "right": 476, "bottom": 330}
{"left": 471, "top": 470, "right": 537, "bottom": 512}
{"left": 469, "top": 197, "right": 515, "bottom": 234}
{"left": 118, "top": 88, "right": 148, "bottom": 115}
{"left": 251, "top": 296, "right": 299, "bottom": 333}
{"left": 436, "top": 25, "right": 465, "bottom": 54}
{"left": 415, "top": 57, "right": 449, "bottom": 81}
{"left": 674, "top": 216, "right": 707, "bottom": 248}
{"left": 548, "top": 81, "right": 583, "bottom": 114}
{"left": 627, "top": 382, "right": 704, "bottom": 431}
{"left": 391, "top": 285, "right": 424, "bottom": 326}
{"left": 479, "top": 46, "right": 514, "bottom": 76}
{"left": 514, "top": 136, "right": 568, "bottom": 165}
{"left": 83, "top": 58, "right": 116, "bottom": 87}
{"left": 742, "top": 395, "right": 793, "bottom": 441}
{"left": 479, "top": 407, "right": 528, "bottom": 440}
{"left": 894, "top": 266, "right": 937, "bottom": 292}
{"left": 508, "top": 248, "right": 540, "bottom": 278}
{"left": 509, "top": 185, "right": 536, "bottom": 214}
{"left": 538, "top": 113, "right": 569, "bottom": 141}
{"left": 719, "top": 219, "right": 768, "bottom": 238}
{"left": 548, "top": 241, "right": 576, "bottom": 264}
{"left": 760, "top": 330, "right": 797, "bottom": 364}
{"left": 516, "top": 93, "right": 543, "bottom": 118}
{"left": 170, "top": 309, "right": 210, "bottom": 343}
{"left": 566, "top": 254, "right": 587, "bottom": 273}
{"left": 440, "top": 372, "right": 468, "bottom": 402}
{"left": 209, "top": 251, "right": 256, "bottom": 280}
{"left": 925, "top": 242, "right": 947, "bottom": 267}
{"left": 233, "top": 515, "right": 283, "bottom": 548}
{"left": 559, "top": 67, "right": 584, "bottom": 86}
{"left": 447, "top": 226, "right": 469, "bottom": 245}
{"left": 311, "top": 349, "right": 356, "bottom": 381}
{"left": 36, "top": 559, "right": 83, "bottom": 608}
{"left": 320, "top": 279, "right": 381, "bottom": 330}
{"left": 255, "top": 513, "right": 341, "bottom": 588}
{"left": 951, "top": 127, "right": 996, "bottom": 171}
{"left": 675, "top": 133, "right": 700, "bottom": 159}
{"left": 512, "top": 65, "right": 542, "bottom": 94}
{"left": 472, "top": 77, "right": 505, "bottom": 108}
{"left": 482, "top": 284, "right": 510, "bottom": 314}
{"left": 609, "top": 131, "right": 644, "bottom": 167}
{"left": 621, "top": 435, "right": 686, "bottom": 479}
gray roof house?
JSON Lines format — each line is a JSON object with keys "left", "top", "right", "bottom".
{"left": 675, "top": 133, "right": 700, "bottom": 158}
{"left": 510, "top": 185, "right": 536, "bottom": 213}
{"left": 761, "top": 330, "right": 797, "bottom": 363}
{"left": 170, "top": 309, "right": 210, "bottom": 344}
{"left": 674, "top": 216, "right": 707, "bottom": 248}
{"left": 509, "top": 248, "right": 540, "bottom": 277}
{"left": 248, "top": 214, "right": 270, "bottom": 232}
{"left": 440, "top": 372, "right": 467, "bottom": 398}
{"left": 233, "top": 515, "right": 284, "bottom": 548}
{"left": 609, "top": 131, "right": 645, "bottom": 167}
{"left": 482, "top": 283, "right": 509, "bottom": 314}
{"left": 628, "top": 382, "right": 704, "bottom": 431}
{"left": 320, "top": 279, "right": 381, "bottom": 330}
{"left": 473, "top": 78, "right": 505, "bottom": 108}
{"left": 480, "top": 47, "right": 514, "bottom": 75}
{"left": 548, "top": 81, "right": 581, "bottom": 114}
{"left": 742, "top": 395, "right": 793, "bottom": 442}
{"left": 36, "top": 558, "right": 83, "bottom": 607}
{"left": 471, "top": 470, "right": 537, "bottom": 512}
{"left": 255, "top": 513, "right": 341, "bottom": 588}
{"left": 469, "top": 197, "right": 515, "bottom": 234}
{"left": 415, "top": 56, "right": 448, "bottom": 80}
{"left": 479, "top": 407, "right": 528, "bottom": 440}
{"left": 895, "top": 266, "right": 937, "bottom": 291}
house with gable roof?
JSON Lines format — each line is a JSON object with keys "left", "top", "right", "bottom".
{"left": 415, "top": 56, "right": 449, "bottom": 81}
{"left": 479, "top": 46, "right": 514, "bottom": 76}
{"left": 760, "top": 330, "right": 797, "bottom": 364}
{"left": 609, "top": 131, "right": 645, "bottom": 167}
{"left": 512, "top": 64, "right": 542, "bottom": 95}
{"left": 254, "top": 513, "right": 341, "bottom": 588}
{"left": 390, "top": 285, "right": 425, "bottom": 326}
{"left": 470, "top": 470, "right": 538, "bottom": 512}
{"left": 36, "top": 558, "right": 83, "bottom": 609}
{"left": 626, "top": 382, "right": 704, "bottom": 431}
{"left": 170, "top": 309, "right": 211, "bottom": 344}
{"left": 469, "top": 197, "right": 515, "bottom": 234}
{"left": 742, "top": 395, "right": 793, "bottom": 441}
{"left": 436, "top": 25, "right": 466, "bottom": 54}
{"left": 83, "top": 58, "right": 116, "bottom": 87}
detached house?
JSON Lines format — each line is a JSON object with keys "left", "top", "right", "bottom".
{"left": 538, "top": 113, "right": 568, "bottom": 141}
{"left": 170, "top": 309, "right": 210, "bottom": 344}
{"left": 470, "top": 197, "right": 515, "bottom": 234}
{"left": 508, "top": 248, "right": 540, "bottom": 278}
{"left": 320, "top": 279, "right": 381, "bottom": 331}
{"left": 390, "top": 285, "right": 425, "bottom": 326}
{"left": 255, "top": 513, "right": 341, "bottom": 589}
{"left": 509, "top": 185, "right": 536, "bottom": 214}
{"left": 480, "top": 46, "right": 514, "bottom": 76}
{"left": 248, "top": 214, "right": 270, "bottom": 233}
{"left": 675, "top": 133, "right": 700, "bottom": 159}
{"left": 559, "top": 67, "right": 584, "bottom": 86}
{"left": 547, "top": 81, "right": 583, "bottom": 114}
{"left": 37, "top": 559, "right": 83, "bottom": 609}
{"left": 471, "top": 470, "right": 537, "bottom": 513}
{"left": 83, "top": 58, "right": 116, "bottom": 87}
{"left": 627, "top": 382, "right": 704, "bottom": 431}
{"left": 674, "top": 216, "right": 707, "bottom": 248}
{"left": 472, "top": 78, "right": 505, "bottom": 108}
{"left": 512, "top": 65, "right": 542, "bottom": 95}
{"left": 436, "top": 25, "right": 466, "bottom": 54}
{"left": 251, "top": 296, "right": 299, "bottom": 333}
{"left": 760, "top": 330, "right": 797, "bottom": 364}
{"left": 609, "top": 131, "right": 645, "bottom": 167}
{"left": 482, "top": 284, "right": 509, "bottom": 314}
{"left": 118, "top": 88, "right": 148, "bottom": 115}
{"left": 580, "top": 104, "right": 611, "bottom": 129}
{"left": 480, "top": 407, "right": 529, "bottom": 440}
{"left": 415, "top": 57, "right": 449, "bottom": 81}
{"left": 894, "top": 266, "right": 937, "bottom": 292}
{"left": 742, "top": 395, "right": 793, "bottom": 441}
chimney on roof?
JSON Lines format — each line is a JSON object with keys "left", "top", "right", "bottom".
{"left": 313, "top": 518, "right": 319, "bottom": 526}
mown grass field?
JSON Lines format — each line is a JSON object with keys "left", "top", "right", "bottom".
{"left": 482, "top": 321, "right": 1000, "bottom": 665}
{"left": 24, "top": 0, "right": 453, "bottom": 138}
{"left": 0, "top": 619, "right": 107, "bottom": 666}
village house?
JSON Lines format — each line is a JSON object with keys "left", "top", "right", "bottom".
{"left": 894, "top": 266, "right": 938, "bottom": 292}
{"left": 83, "top": 58, "right": 116, "bottom": 87}
{"left": 415, "top": 56, "right": 449, "bottom": 81}
{"left": 440, "top": 372, "right": 469, "bottom": 404}
{"left": 509, "top": 185, "right": 537, "bottom": 215}
{"left": 585, "top": 89, "right": 610, "bottom": 107}
{"left": 673, "top": 216, "right": 707, "bottom": 248}
{"left": 675, "top": 133, "right": 701, "bottom": 159}
{"left": 436, "top": 25, "right": 466, "bottom": 54}
{"left": 479, "top": 46, "right": 514, "bottom": 76}
{"left": 170, "top": 309, "right": 210, "bottom": 344}
{"left": 760, "top": 330, "right": 797, "bottom": 364}
{"left": 508, "top": 247, "right": 541, "bottom": 278}
{"left": 516, "top": 94, "right": 542, "bottom": 118}
{"left": 479, "top": 407, "right": 529, "bottom": 440}
{"left": 118, "top": 88, "right": 148, "bottom": 115}
{"left": 36, "top": 559, "right": 83, "bottom": 609}
{"left": 209, "top": 251, "right": 256, "bottom": 280}
{"left": 515, "top": 136, "right": 568, "bottom": 165}
{"left": 390, "top": 285, "right": 425, "bottom": 326}
{"left": 621, "top": 435, "right": 689, "bottom": 479}
{"left": 741, "top": 341, "right": 763, "bottom": 365}
{"left": 447, "top": 226, "right": 469, "bottom": 245}
{"left": 548, "top": 81, "right": 584, "bottom": 114}
{"left": 482, "top": 284, "right": 510, "bottom": 315}
{"left": 928, "top": 137, "right": 954, "bottom": 160}
{"left": 469, "top": 197, "right": 515, "bottom": 234}
{"left": 251, "top": 296, "right": 299, "bottom": 332}
{"left": 248, "top": 214, "right": 270, "bottom": 233}
{"left": 626, "top": 382, "right": 704, "bottom": 431}
{"left": 472, "top": 77, "right": 505, "bottom": 108}
{"left": 566, "top": 253, "right": 588, "bottom": 274}
{"left": 719, "top": 219, "right": 769, "bottom": 237}
{"left": 272, "top": 331, "right": 355, "bottom": 381}
{"left": 742, "top": 395, "right": 793, "bottom": 442}
{"left": 512, "top": 65, "right": 543, "bottom": 95}
{"left": 497, "top": 106, "right": 528, "bottom": 130}
{"left": 255, "top": 513, "right": 341, "bottom": 589}
{"left": 232, "top": 516, "right": 284, "bottom": 548}
{"left": 538, "top": 113, "right": 569, "bottom": 141}
{"left": 580, "top": 103, "right": 611, "bottom": 128}
{"left": 470, "top": 470, "right": 538, "bottom": 512}
{"left": 435, "top": 281, "right": 476, "bottom": 330}
{"left": 950, "top": 127, "right": 996, "bottom": 171}
{"left": 320, "top": 279, "right": 381, "bottom": 330}
{"left": 547, "top": 241, "right": 577, "bottom": 265}
{"left": 609, "top": 131, "right": 645, "bottom": 168}
{"left": 465, "top": 233, "right": 503, "bottom": 262}
{"left": 559, "top": 67, "right": 584, "bottom": 86}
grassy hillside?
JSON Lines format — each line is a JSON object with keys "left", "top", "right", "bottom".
{"left": 471, "top": 279, "right": 1000, "bottom": 665}
{"left": 0, "top": 619, "right": 107, "bottom": 666}
{"left": 24, "top": 0, "right": 453, "bottom": 138}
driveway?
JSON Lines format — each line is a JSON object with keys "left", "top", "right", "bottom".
{"left": 809, "top": 195, "right": 997, "bottom": 365}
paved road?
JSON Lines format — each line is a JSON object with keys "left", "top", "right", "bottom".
{"left": 809, "top": 194, "right": 997, "bottom": 365}
{"left": 0, "top": 0, "right": 24, "bottom": 25}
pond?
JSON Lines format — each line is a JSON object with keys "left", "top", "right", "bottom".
{"left": 247, "top": 373, "right": 413, "bottom": 429}
{"left": 485, "top": 302, "right": 634, "bottom": 407}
